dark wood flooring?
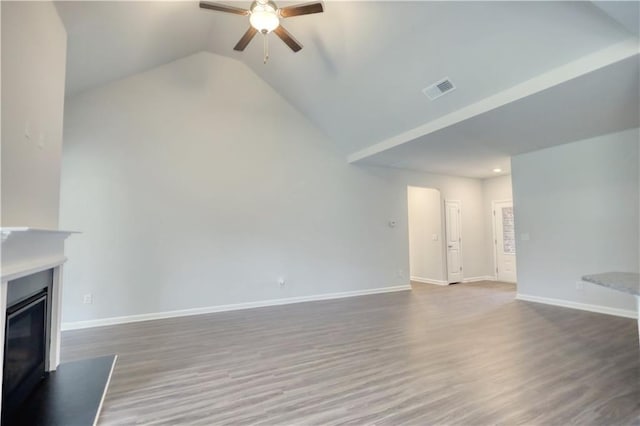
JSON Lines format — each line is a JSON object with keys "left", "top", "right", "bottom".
{"left": 61, "top": 282, "right": 640, "bottom": 425}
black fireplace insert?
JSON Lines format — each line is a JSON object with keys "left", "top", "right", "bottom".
{"left": 2, "top": 269, "right": 52, "bottom": 422}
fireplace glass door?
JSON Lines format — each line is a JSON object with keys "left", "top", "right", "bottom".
{"left": 2, "top": 290, "right": 48, "bottom": 416}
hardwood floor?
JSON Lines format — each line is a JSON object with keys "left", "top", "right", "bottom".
{"left": 61, "top": 282, "right": 640, "bottom": 425}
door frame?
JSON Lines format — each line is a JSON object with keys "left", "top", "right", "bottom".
{"left": 444, "top": 199, "right": 463, "bottom": 283}
{"left": 491, "top": 199, "right": 515, "bottom": 282}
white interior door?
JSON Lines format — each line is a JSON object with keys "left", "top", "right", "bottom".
{"left": 445, "top": 200, "right": 463, "bottom": 283}
{"left": 493, "top": 200, "right": 517, "bottom": 283}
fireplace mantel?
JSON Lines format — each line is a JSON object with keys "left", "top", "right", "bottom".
{"left": 1, "top": 228, "right": 78, "bottom": 282}
{"left": 0, "top": 227, "right": 77, "bottom": 420}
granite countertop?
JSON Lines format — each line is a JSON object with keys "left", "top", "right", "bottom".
{"left": 582, "top": 272, "right": 640, "bottom": 296}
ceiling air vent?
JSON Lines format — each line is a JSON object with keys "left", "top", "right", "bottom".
{"left": 422, "top": 77, "right": 456, "bottom": 100}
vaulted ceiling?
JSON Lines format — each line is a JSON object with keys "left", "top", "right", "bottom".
{"left": 55, "top": 1, "right": 639, "bottom": 178}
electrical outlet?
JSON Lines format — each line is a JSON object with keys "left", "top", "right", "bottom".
{"left": 397, "top": 269, "right": 404, "bottom": 278}
{"left": 575, "top": 281, "right": 585, "bottom": 291}
{"left": 278, "top": 278, "right": 285, "bottom": 287}
{"left": 82, "top": 293, "right": 93, "bottom": 304}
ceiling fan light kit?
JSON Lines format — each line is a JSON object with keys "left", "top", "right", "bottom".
{"left": 249, "top": 1, "right": 280, "bottom": 33}
{"left": 199, "top": 0, "right": 324, "bottom": 63}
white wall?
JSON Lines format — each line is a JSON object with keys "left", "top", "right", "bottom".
{"left": 408, "top": 187, "right": 444, "bottom": 283}
{"left": 59, "top": 52, "right": 493, "bottom": 325}
{"left": 400, "top": 171, "right": 488, "bottom": 281}
{"left": 512, "top": 128, "right": 639, "bottom": 313}
{"left": 1, "top": 1, "right": 67, "bottom": 228}
{"left": 482, "top": 175, "right": 513, "bottom": 278}
{"left": 361, "top": 166, "right": 491, "bottom": 282}
{"left": 60, "top": 52, "right": 407, "bottom": 324}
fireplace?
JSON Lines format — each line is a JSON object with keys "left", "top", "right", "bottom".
{"left": 0, "top": 228, "right": 76, "bottom": 420}
{"left": 0, "top": 229, "right": 115, "bottom": 424}
{"left": 2, "top": 269, "right": 52, "bottom": 422}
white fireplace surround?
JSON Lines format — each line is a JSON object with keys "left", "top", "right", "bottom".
{"left": 0, "top": 227, "right": 76, "bottom": 418}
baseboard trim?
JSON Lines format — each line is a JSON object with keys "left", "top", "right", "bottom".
{"left": 516, "top": 293, "right": 638, "bottom": 319}
{"left": 462, "top": 275, "right": 496, "bottom": 283}
{"left": 411, "top": 275, "right": 496, "bottom": 285}
{"left": 62, "top": 285, "right": 412, "bottom": 331}
{"left": 410, "top": 276, "right": 449, "bottom": 286}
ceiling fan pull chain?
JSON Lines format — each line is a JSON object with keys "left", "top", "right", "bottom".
{"left": 263, "top": 32, "right": 269, "bottom": 64}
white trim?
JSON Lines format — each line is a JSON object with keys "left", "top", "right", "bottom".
{"left": 48, "top": 265, "right": 64, "bottom": 371}
{"left": 62, "top": 285, "right": 412, "bottom": 330}
{"left": 516, "top": 293, "right": 637, "bottom": 319}
{"left": 0, "top": 227, "right": 77, "bottom": 244}
{"left": 1, "top": 256, "right": 67, "bottom": 282}
{"left": 463, "top": 276, "right": 496, "bottom": 283}
{"left": 411, "top": 276, "right": 449, "bottom": 286}
{"left": 94, "top": 355, "right": 118, "bottom": 426}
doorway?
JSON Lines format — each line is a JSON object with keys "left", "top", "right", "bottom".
{"left": 492, "top": 200, "right": 517, "bottom": 283}
{"left": 407, "top": 187, "right": 446, "bottom": 285}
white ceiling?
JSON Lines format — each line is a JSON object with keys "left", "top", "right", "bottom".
{"left": 593, "top": 1, "right": 640, "bottom": 34}
{"left": 228, "top": 1, "right": 635, "bottom": 154}
{"left": 354, "top": 54, "right": 639, "bottom": 178}
{"left": 55, "top": 1, "right": 211, "bottom": 96}
{"left": 55, "top": 1, "right": 639, "bottom": 177}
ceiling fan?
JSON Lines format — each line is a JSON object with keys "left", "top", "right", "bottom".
{"left": 199, "top": 0, "right": 324, "bottom": 63}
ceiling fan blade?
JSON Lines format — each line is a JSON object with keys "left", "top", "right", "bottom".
{"left": 274, "top": 26, "right": 303, "bottom": 52}
{"left": 234, "top": 27, "right": 258, "bottom": 51}
{"left": 278, "top": 2, "right": 324, "bottom": 18}
{"left": 199, "top": 1, "right": 249, "bottom": 16}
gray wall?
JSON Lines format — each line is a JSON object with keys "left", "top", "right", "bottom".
{"left": 60, "top": 52, "right": 492, "bottom": 324}
{"left": 512, "top": 128, "right": 639, "bottom": 312}
{"left": 1, "top": 1, "right": 67, "bottom": 228}
{"left": 408, "top": 187, "right": 444, "bottom": 282}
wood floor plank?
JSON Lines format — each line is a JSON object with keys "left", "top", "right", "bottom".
{"left": 62, "top": 282, "right": 640, "bottom": 425}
